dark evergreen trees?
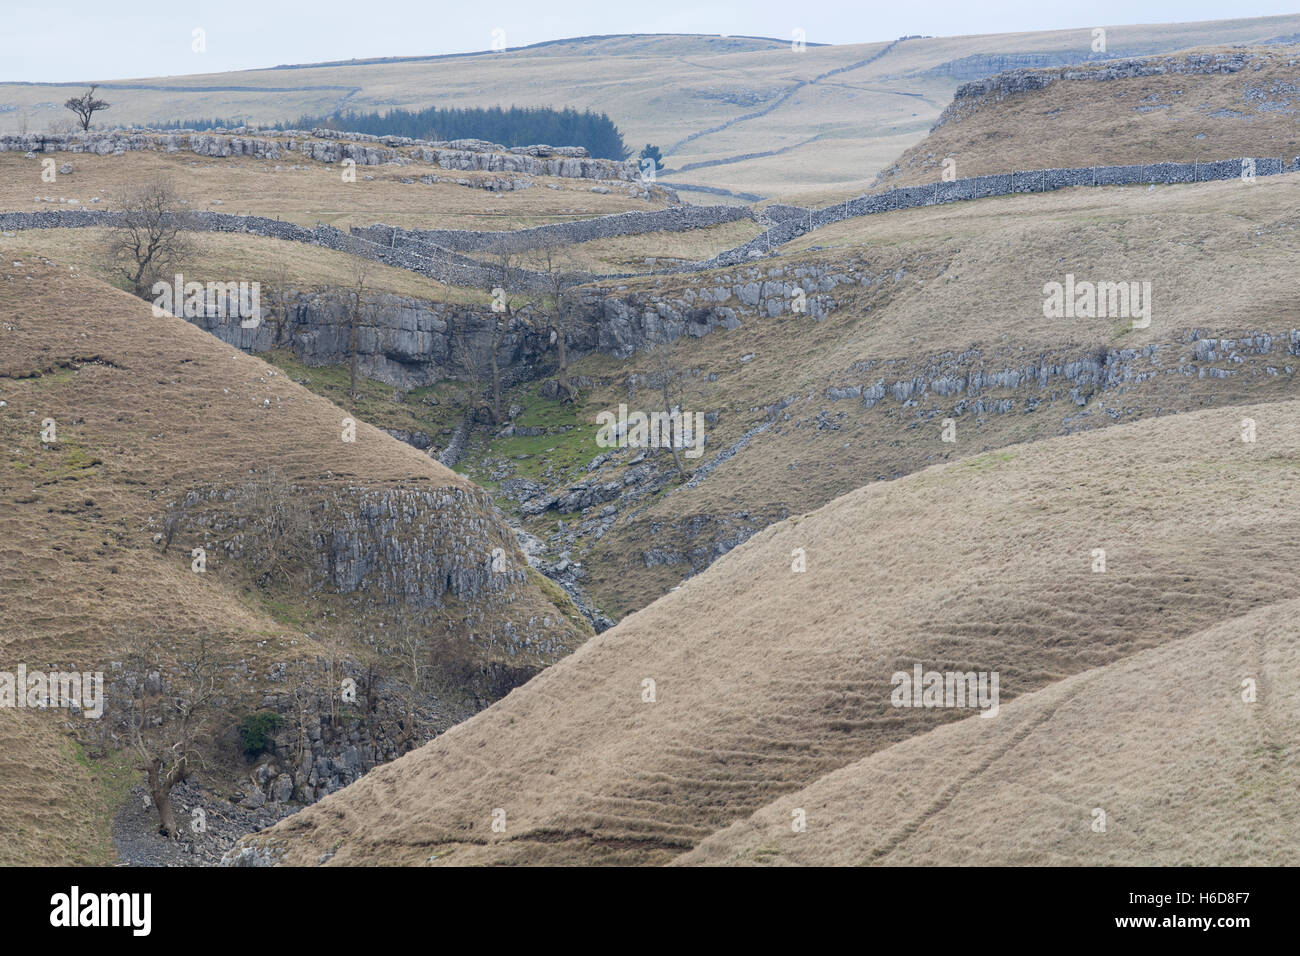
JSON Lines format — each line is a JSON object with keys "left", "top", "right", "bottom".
{"left": 639, "top": 144, "right": 665, "bottom": 171}
{"left": 277, "top": 105, "right": 629, "bottom": 159}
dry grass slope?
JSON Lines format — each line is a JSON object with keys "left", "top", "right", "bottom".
{"left": 243, "top": 399, "right": 1300, "bottom": 865}
{"left": 2, "top": 228, "right": 493, "bottom": 305}
{"left": 875, "top": 46, "right": 1300, "bottom": 191}
{"left": 681, "top": 596, "right": 1300, "bottom": 865}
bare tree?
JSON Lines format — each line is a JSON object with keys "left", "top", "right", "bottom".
{"left": 345, "top": 252, "right": 372, "bottom": 403}
{"left": 646, "top": 343, "right": 688, "bottom": 480}
{"left": 483, "top": 240, "right": 523, "bottom": 425}
{"left": 266, "top": 260, "right": 297, "bottom": 348}
{"left": 64, "top": 85, "right": 110, "bottom": 132}
{"left": 529, "top": 241, "right": 582, "bottom": 403}
{"left": 288, "top": 681, "right": 317, "bottom": 802}
{"left": 119, "top": 632, "right": 223, "bottom": 837}
{"left": 391, "top": 621, "right": 429, "bottom": 754}
{"left": 105, "top": 178, "right": 197, "bottom": 298}
{"left": 237, "top": 470, "right": 318, "bottom": 588}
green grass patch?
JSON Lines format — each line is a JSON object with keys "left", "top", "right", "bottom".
{"left": 462, "top": 381, "right": 602, "bottom": 487}
{"left": 526, "top": 566, "right": 594, "bottom": 637}
{"left": 259, "top": 593, "right": 308, "bottom": 629}
{"left": 260, "top": 350, "right": 470, "bottom": 444}
{"left": 959, "top": 450, "right": 1017, "bottom": 471}
{"left": 67, "top": 739, "right": 139, "bottom": 865}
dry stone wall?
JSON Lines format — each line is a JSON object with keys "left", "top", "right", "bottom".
{"left": 0, "top": 207, "right": 535, "bottom": 289}
{"left": 695, "top": 156, "right": 1299, "bottom": 269}
{"left": 350, "top": 203, "right": 752, "bottom": 254}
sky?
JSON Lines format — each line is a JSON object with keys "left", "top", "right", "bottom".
{"left": 3, "top": 1, "right": 1297, "bottom": 83}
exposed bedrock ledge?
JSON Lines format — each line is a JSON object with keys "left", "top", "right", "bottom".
{"left": 186, "top": 287, "right": 548, "bottom": 388}
{"left": 180, "top": 260, "right": 868, "bottom": 385}
{"left": 815, "top": 330, "right": 1300, "bottom": 422}
{"left": 0, "top": 129, "right": 638, "bottom": 181}
{"left": 584, "top": 266, "right": 856, "bottom": 359}
{"left": 179, "top": 481, "right": 576, "bottom": 661}
{"left": 946, "top": 51, "right": 1262, "bottom": 115}
{"left": 638, "top": 511, "right": 783, "bottom": 577}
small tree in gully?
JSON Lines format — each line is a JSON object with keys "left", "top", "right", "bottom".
{"left": 529, "top": 238, "right": 584, "bottom": 403}
{"left": 645, "top": 342, "right": 689, "bottom": 481}
{"left": 345, "top": 252, "right": 373, "bottom": 403}
{"left": 118, "top": 632, "right": 225, "bottom": 838}
{"left": 483, "top": 239, "right": 525, "bottom": 425}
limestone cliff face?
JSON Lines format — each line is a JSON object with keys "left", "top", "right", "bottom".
{"left": 584, "top": 260, "right": 860, "bottom": 358}
{"left": 826, "top": 331, "right": 1300, "bottom": 424}
{"left": 183, "top": 479, "right": 577, "bottom": 662}
{"left": 926, "top": 51, "right": 1131, "bottom": 80}
{"left": 188, "top": 289, "right": 548, "bottom": 388}
{"left": 181, "top": 260, "right": 855, "bottom": 389}
{"left": 318, "top": 484, "right": 579, "bottom": 657}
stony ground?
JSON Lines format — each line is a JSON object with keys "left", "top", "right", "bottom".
{"left": 112, "top": 780, "right": 299, "bottom": 867}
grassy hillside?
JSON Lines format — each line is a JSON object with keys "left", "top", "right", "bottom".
{"left": 0, "top": 257, "right": 588, "bottom": 864}
{"left": 682, "top": 596, "right": 1300, "bottom": 865}
{"left": 2, "top": 228, "right": 494, "bottom": 304}
{"left": 235, "top": 399, "right": 1300, "bottom": 865}
{"left": 875, "top": 46, "right": 1300, "bottom": 190}
{"left": 5, "top": 18, "right": 1298, "bottom": 199}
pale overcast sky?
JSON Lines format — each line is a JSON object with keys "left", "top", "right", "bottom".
{"left": 3, "top": 1, "right": 1297, "bottom": 83}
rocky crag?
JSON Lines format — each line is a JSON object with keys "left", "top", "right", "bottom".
{"left": 939, "top": 50, "right": 1272, "bottom": 125}
{"left": 86, "top": 475, "right": 590, "bottom": 821}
